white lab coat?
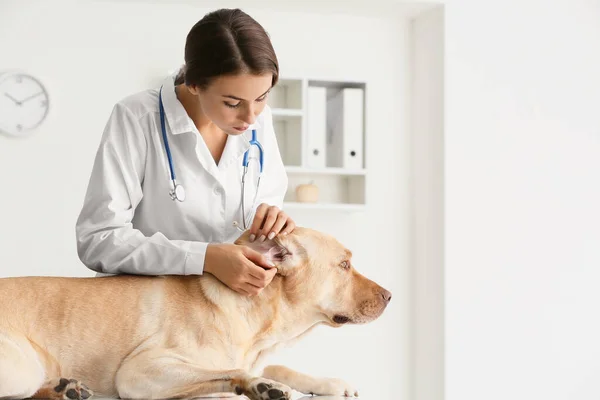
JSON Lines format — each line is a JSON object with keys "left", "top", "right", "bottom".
{"left": 75, "top": 75, "right": 288, "bottom": 276}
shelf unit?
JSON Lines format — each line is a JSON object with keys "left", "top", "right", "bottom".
{"left": 269, "top": 77, "right": 367, "bottom": 211}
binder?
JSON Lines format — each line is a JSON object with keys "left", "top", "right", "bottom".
{"left": 306, "top": 86, "right": 327, "bottom": 168}
{"left": 326, "top": 87, "right": 364, "bottom": 169}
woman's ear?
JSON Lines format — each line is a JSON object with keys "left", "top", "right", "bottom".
{"left": 187, "top": 84, "right": 201, "bottom": 96}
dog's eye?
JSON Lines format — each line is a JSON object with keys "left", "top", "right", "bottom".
{"left": 340, "top": 260, "right": 350, "bottom": 269}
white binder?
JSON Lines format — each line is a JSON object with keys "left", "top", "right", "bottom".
{"left": 306, "top": 86, "right": 327, "bottom": 168}
{"left": 326, "top": 87, "right": 364, "bottom": 169}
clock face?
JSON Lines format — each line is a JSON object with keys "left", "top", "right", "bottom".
{"left": 0, "top": 72, "right": 50, "bottom": 137}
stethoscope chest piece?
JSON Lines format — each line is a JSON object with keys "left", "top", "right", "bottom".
{"left": 170, "top": 183, "right": 186, "bottom": 202}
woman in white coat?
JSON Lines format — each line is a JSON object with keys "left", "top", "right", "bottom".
{"left": 75, "top": 8, "right": 295, "bottom": 297}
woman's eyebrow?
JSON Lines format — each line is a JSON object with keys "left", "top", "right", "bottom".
{"left": 222, "top": 89, "right": 270, "bottom": 101}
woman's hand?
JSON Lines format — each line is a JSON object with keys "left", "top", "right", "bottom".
{"left": 248, "top": 204, "right": 296, "bottom": 242}
{"left": 204, "top": 243, "right": 277, "bottom": 296}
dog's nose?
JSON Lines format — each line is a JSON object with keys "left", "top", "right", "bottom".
{"left": 381, "top": 289, "right": 392, "bottom": 303}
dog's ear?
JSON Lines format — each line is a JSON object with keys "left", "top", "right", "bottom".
{"left": 246, "top": 238, "right": 289, "bottom": 263}
{"left": 236, "top": 233, "right": 302, "bottom": 275}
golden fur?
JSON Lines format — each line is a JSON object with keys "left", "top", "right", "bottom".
{"left": 0, "top": 227, "right": 391, "bottom": 400}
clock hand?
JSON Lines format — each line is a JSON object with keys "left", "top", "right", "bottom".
{"left": 4, "top": 92, "right": 22, "bottom": 106}
{"left": 19, "top": 91, "right": 44, "bottom": 104}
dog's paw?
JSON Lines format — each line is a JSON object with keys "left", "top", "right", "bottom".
{"left": 313, "top": 378, "right": 358, "bottom": 397}
{"left": 244, "top": 377, "right": 292, "bottom": 400}
{"left": 50, "top": 378, "right": 93, "bottom": 400}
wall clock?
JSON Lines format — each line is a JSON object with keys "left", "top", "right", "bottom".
{"left": 0, "top": 71, "right": 50, "bottom": 137}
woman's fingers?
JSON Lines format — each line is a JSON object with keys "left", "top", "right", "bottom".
{"left": 249, "top": 203, "right": 269, "bottom": 241}
{"left": 233, "top": 285, "right": 252, "bottom": 296}
{"left": 249, "top": 204, "right": 277, "bottom": 242}
{"left": 268, "top": 211, "right": 289, "bottom": 239}
{"left": 280, "top": 219, "right": 296, "bottom": 236}
{"left": 243, "top": 266, "right": 277, "bottom": 296}
{"left": 248, "top": 204, "right": 297, "bottom": 242}
{"left": 243, "top": 246, "right": 274, "bottom": 269}
{"left": 257, "top": 206, "right": 280, "bottom": 241}
{"left": 242, "top": 246, "right": 278, "bottom": 296}
{"left": 248, "top": 267, "right": 277, "bottom": 288}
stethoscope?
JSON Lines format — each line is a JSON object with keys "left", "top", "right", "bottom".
{"left": 159, "top": 86, "right": 264, "bottom": 230}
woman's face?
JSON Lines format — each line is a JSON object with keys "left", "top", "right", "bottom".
{"left": 190, "top": 73, "right": 273, "bottom": 136}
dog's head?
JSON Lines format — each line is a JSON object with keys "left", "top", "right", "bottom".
{"left": 235, "top": 227, "right": 391, "bottom": 326}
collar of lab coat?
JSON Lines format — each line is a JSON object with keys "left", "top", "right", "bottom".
{"left": 159, "top": 75, "right": 263, "bottom": 175}
{"left": 159, "top": 75, "right": 197, "bottom": 136}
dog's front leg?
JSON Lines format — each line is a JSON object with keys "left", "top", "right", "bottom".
{"left": 115, "top": 350, "right": 293, "bottom": 400}
{"left": 262, "top": 365, "right": 359, "bottom": 397}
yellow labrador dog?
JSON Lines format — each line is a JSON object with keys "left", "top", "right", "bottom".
{"left": 0, "top": 227, "right": 391, "bottom": 400}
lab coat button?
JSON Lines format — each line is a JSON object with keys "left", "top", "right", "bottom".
{"left": 213, "top": 187, "right": 221, "bottom": 195}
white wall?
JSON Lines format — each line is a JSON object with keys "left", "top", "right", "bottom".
{"left": 411, "top": 6, "right": 445, "bottom": 400}
{"left": 443, "top": 0, "right": 600, "bottom": 399}
{"left": 0, "top": 1, "right": 411, "bottom": 399}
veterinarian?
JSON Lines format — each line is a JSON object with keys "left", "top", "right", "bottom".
{"left": 75, "top": 8, "right": 295, "bottom": 297}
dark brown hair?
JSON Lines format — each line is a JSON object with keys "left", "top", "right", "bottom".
{"left": 177, "top": 8, "right": 279, "bottom": 90}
